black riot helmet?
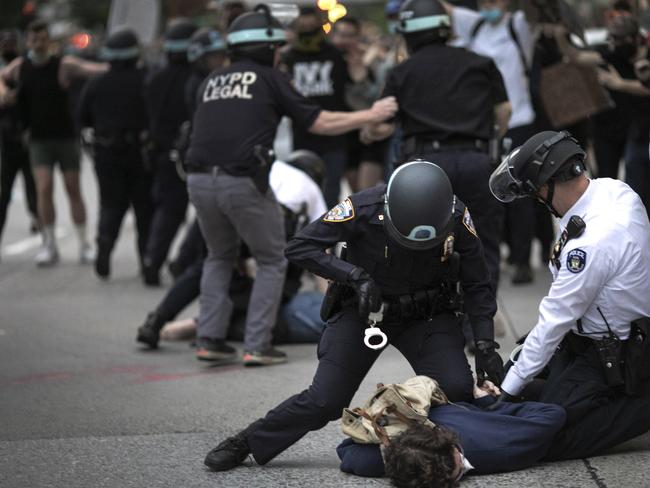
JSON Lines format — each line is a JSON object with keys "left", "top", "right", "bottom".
{"left": 489, "top": 131, "right": 586, "bottom": 216}
{"left": 187, "top": 28, "right": 226, "bottom": 63}
{"left": 384, "top": 161, "right": 456, "bottom": 250}
{"left": 227, "top": 4, "right": 286, "bottom": 66}
{"left": 397, "top": 0, "right": 451, "bottom": 53}
{"left": 164, "top": 18, "right": 198, "bottom": 57}
{"left": 101, "top": 28, "right": 140, "bottom": 62}
{"left": 284, "top": 150, "right": 325, "bottom": 188}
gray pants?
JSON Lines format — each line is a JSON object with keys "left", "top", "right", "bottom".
{"left": 187, "top": 171, "right": 287, "bottom": 352}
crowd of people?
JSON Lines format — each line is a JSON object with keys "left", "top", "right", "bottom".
{"left": 2, "top": 0, "right": 650, "bottom": 485}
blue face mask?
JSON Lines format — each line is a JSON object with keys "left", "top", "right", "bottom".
{"left": 479, "top": 8, "right": 503, "bottom": 23}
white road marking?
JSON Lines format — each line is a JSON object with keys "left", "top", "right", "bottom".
{"left": 2, "top": 227, "right": 68, "bottom": 256}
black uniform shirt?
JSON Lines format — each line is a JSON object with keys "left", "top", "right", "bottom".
{"left": 187, "top": 60, "right": 321, "bottom": 176}
{"left": 144, "top": 62, "right": 192, "bottom": 147}
{"left": 78, "top": 66, "right": 148, "bottom": 134}
{"left": 285, "top": 184, "right": 496, "bottom": 339}
{"left": 184, "top": 70, "right": 205, "bottom": 119}
{"left": 281, "top": 42, "right": 350, "bottom": 153}
{"left": 381, "top": 44, "right": 508, "bottom": 141}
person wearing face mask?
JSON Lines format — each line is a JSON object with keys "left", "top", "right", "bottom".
{"left": 551, "top": 15, "right": 650, "bottom": 211}
{"left": 0, "top": 29, "right": 39, "bottom": 251}
{"left": 279, "top": 7, "right": 353, "bottom": 207}
{"left": 0, "top": 20, "right": 107, "bottom": 267}
{"left": 442, "top": 0, "right": 539, "bottom": 286}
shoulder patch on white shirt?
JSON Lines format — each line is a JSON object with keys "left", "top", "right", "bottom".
{"left": 566, "top": 249, "right": 587, "bottom": 273}
{"left": 463, "top": 208, "right": 478, "bottom": 237}
{"left": 323, "top": 198, "right": 355, "bottom": 222}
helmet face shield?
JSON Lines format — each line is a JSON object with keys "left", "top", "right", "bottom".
{"left": 489, "top": 148, "right": 526, "bottom": 203}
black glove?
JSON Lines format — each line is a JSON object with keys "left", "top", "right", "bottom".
{"left": 348, "top": 267, "right": 382, "bottom": 318}
{"left": 475, "top": 339, "right": 505, "bottom": 385}
{"left": 484, "top": 391, "right": 516, "bottom": 411}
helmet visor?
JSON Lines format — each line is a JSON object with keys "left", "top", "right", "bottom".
{"left": 488, "top": 148, "right": 525, "bottom": 203}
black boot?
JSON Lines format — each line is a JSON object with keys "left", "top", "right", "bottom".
{"left": 136, "top": 312, "right": 165, "bottom": 349}
{"left": 95, "top": 246, "right": 110, "bottom": 280}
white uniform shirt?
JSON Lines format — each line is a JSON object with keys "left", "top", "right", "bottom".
{"left": 452, "top": 8, "right": 535, "bottom": 129}
{"left": 502, "top": 178, "right": 650, "bottom": 395}
{"left": 269, "top": 160, "right": 328, "bottom": 222}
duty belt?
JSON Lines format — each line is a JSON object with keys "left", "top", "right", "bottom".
{"left": 342, "top": 287, "right": 456, "bottom": 323}
{"left": 403, "top": 136, "right": 488, "bottom": 158}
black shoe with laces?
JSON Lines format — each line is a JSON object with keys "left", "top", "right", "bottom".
{"left": 204, "top": 431, "right": 250, "bottom": 472}
{"left": 136, "top": 312, "right": 165, "bottom": 349}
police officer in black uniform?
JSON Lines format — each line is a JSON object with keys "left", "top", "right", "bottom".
{"left": 202, "top": 160, "right": 503, "bottom": 472}
{"left": 142, "top": 19, "right": 198, "bottom": 286}
{"left": 363, "top": 0, "right": 511, "bottom": 295}
{"left": 78, "top": 28, "right": 153, "bottom": 279}
{"left": 184, "top": 4, "right": 397, "bottom": 365}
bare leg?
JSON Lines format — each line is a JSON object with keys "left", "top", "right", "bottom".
{"left": 62, "top": 169, "right": 86, "bottom": 225}
{"left": 33, "top": 166, "right": 55, "bottom": 226}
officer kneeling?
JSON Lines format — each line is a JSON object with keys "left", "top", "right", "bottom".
{"left": 489, "top": 131, "right": 650, "bottom": 460}
{"left": 203, "top": 160, "right": 503, "bottom": 472}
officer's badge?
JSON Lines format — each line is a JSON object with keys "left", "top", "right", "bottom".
{"left": 441, "top": 234, "right": 454, "bottom": 262}
{"left": 323, "top": 198, "right": 355, "bottom": 222}
{"left": 462, "top": 208, "right": 478, "bottom": 237}
{"left": 566, "top": 249, "right": 587, "bottom": 273}
{"left": 550, "top": 229, "right": 568, "bottom": 270}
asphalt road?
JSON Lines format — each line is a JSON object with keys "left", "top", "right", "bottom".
{"left": 1, "top": 158, "right": 649, "bottom": 488}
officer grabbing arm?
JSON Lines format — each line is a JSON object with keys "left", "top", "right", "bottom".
{"left": 488, "top": 131, "right": 650, "bottom": 438}
{"left": 185, "top": 4, "right": 396, "bottom": 367}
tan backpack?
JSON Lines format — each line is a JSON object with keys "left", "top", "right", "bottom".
{"left": 341, "top": 376, "right": 449, "bottom": 446}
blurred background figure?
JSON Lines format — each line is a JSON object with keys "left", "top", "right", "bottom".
{"left": 77, "top": 28, "right": 153, "bottom": 280}
{"left": 280, "top": 7, "right": 351, "bottom": 207}
{"left": 141, "top": 18, "right": 197, "bottom": 286}
{"left": 0, "top": 20, "right": 106, "bottom": 267}
{"left": 0, "top": 28, "right": 38, "bottom": 253}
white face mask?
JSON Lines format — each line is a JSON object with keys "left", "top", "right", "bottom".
{"left": 454, "top": 447, "right": 475, "bottom": 482}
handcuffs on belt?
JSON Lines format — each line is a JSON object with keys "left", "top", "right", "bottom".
{"left": 364, "top": 303, "right": 388, "bottom": 350}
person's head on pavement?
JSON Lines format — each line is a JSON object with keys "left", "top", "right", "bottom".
{"left": 489, "top": 131, "right": 588, "bottom": 218}
{"left": 384, "top": 423, "right": 469, "bottom": 488}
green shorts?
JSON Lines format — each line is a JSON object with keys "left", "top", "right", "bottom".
{"left": 29, "top": 138, "right": 80, "bottom": 171}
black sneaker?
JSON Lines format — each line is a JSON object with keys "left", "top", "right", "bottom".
{"left": 204, "top": 431, "right": 250, "bottom": 472}
{"left": 243, "top": 348, "right": 287, "bottom": 367}
{"left": 136, "top": 312, "right": 164, "bottom": 349}
{"left": 95, "top": 247, "right": 110, "bottom": 279}
{"left": 511, "top": 264, "right": 533, "bottom": 285}
{"left": 196, "top": 337, "right": 237, "bottom": 361}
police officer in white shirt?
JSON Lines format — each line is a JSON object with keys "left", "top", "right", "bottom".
{"left": 488, "top": 131, "right": 650, "bottom": 457}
